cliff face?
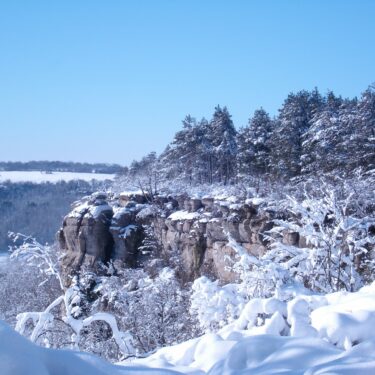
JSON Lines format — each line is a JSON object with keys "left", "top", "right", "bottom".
{"left": 58, "top": 192, "right": 300, "bottom": 284}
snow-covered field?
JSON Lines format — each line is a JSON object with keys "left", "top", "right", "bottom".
{"left": 0, "top": 171, "right": 115, "bottom": 183}
{"left": 0, "top": 253, "right": 7, "bottom": 267}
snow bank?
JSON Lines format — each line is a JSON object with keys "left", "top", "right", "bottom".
{"left": 130, "top": 334, "right": 375, "bottom": 374}
{"left": 208, "top": 335, "right": 365, "bottom": 375}
{"left": 0, "top": 320, "right": 179, "bottom": 375}
{"left": 311, "top": 283, "right": 375, "bottom": 349}
{"left": 4, "top": 283, "right": 375, "bottom": 374}
{"left": 126, "top": 282, "right": 375, "bottom": 374}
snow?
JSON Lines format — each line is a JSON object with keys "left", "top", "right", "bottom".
{"left": 0, "top": 171, "right": 115, "bottom": 183}
{"left": 168, "top": 211, "right": 201, "bottom": 221}
{"left": 136, "top": 205, "right": 157, "bottom": 220}
{"left": 69, "top": 201, "right": 112, "bottom": 219}
{"left": 112, "top": 206, "right": 132, "bottom": 220}
{"left": 89, "top": 204, "right": 113, "bottom": 219}
{"left": 311, "top": 283, "right": 375, "bottom": 349}
{"left": 245, "top": 197, "right": 265, "bottom": 206}
{"left": 124, "top": 282, "right": 375, "bottom": 374}
{"left": 4, "top": 244, "right": 375, "bottom": 375}
{"left": 0, "top": 320, "right": 179, "bottom": 375}
{"left": 119, "top": 225, "right": 138, "bottom": 238}
{"left": 119, "top": 190, "right": 144, "bottom": 197}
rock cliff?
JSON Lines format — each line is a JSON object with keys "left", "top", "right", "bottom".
{"left": 58, "top": 192, "right": 298, "bottom": 284}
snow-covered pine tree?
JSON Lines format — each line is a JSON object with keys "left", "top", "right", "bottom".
{"left": 208, "top": 105, "right": 237, "bottom": 184}
{"left": 159, "top": 115, "right": 211, "bottom": 184}
{"left": 237, "top": 108, "right": 274, "bottom": 177}
{"left": 270, "top": 89, "right": 324, "bottom": 177}
{"left": 356, "top": 85, "right": 375, "bottom": 171}
{"left": 301, "top": 91, "right": 343, "bottom": 174}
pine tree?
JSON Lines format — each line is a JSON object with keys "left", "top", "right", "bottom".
{"left": 237, "top": 108, "right": 274, "bottom": 177}
{"left": 208, "top": 106, "right": 237, "bottom": 184}
{"left": 270, "top": 89, "right": 324, "bottom": 177}
{"left": 159, "top": 115, "right": 212, "bottom": 184}
{"left": 356, "top": 85, "right": 375, "bottom": 171}
{"left": 301, "top": 91, "right": 343, "bottom": 174}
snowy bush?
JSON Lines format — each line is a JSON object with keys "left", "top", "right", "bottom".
{"left": 6, "top": 236, "right": 135, "bottom": 362}
{"left": 267, "top": 187, "right": 375, "bottom": 292}
{"left": 190, "top": 276, "right": 246, "bottom": 332}
{"left": 90, "top": 266, "right": 198, "bottom": 355}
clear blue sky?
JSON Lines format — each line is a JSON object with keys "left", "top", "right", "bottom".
{"left": 1, "top": 0, "right": 374, "bottom": 165}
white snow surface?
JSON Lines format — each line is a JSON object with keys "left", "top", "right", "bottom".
{"left": 0, "top": 171, "right": 115, "bottom": 183}
{"left": 124, "top": 282, "right": 375, "bottom": 374}
{"left": 168, "top": 211, "right": 201, "bottom": 221}
{"left": 0, "top": 321, "right": 179, "bottom": 375}
{"left": 68, "top": 201, "right": 112, "bottom": 219}
{"left": 2, "top": 281, "right": 375, "bottom": 374}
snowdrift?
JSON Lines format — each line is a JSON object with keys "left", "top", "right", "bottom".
{"left": 0, "top": 321, "right": 178, "bottom": 375}
{"left": 3, "top": 283, "right": 375, "bottom": 374}
{"left": 127, "top": 282, "right": 375, "bottom": 374}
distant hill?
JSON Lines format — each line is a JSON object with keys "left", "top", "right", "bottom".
{"left": 0, "top": 161, "right": 124, "bottom": 174}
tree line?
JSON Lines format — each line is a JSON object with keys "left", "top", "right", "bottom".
{"left": 123, "top": 84, "right": 375, "bottom": 187}
{"left": 0, "top": 161, "right": 123, "bottom": 174}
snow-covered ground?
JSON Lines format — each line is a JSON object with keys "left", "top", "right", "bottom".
{"left": 122, "top": 282, "right": 375, "bottom": 374}
{"left": 0, "top": 321, "right": 179, "bottom": 375}
{"left": 0, "top": 171, "right": 115, "bottom": 183}
{"left": 2, "top": 265, "right": 375, "bottom": 374}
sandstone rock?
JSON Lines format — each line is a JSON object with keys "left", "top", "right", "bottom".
{"left": 222, "top": 221, "right": 242, "bottom": 242}
{"left": 242, "top": 242, "right": 266, "bottom": 257}
{"left": 59, "top": 197, "right": 114, "bottom": 282}
{"left": 180, "top": 232, "right": 206, "bottom": 280}
{"left": 59, "top": 192, "right": 284, "bottom": 285}
{"left": 202, "top": 197, "right": 214, "bottom": 211}
{"left": 110, "top": 224, "right": 143, "bottom": 266}
{"left": 119, "top": 192, "right": 148, "bottom": 207}
{"left": 238, "top": 219, "right": 252, "bottom": 242}
{"left": 190, "top": 198, "right": 202, "bottom": 211}
{"left": 202, "top": 242, "right": 238, "bottom": 283}
{"left": 243, "top": 204, "right": 258, "bottom": 219}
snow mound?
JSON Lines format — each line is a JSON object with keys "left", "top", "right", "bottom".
{"left": 208, "top": 335, "right": 375, "bottom": 375}
{"left": 0, "top": 320, "right": 179, "bottom": 375}
{"left": 4, "top": 283, "right": 375, "bottom": 374}
{"left": 127, "top": 282, "right": 375, "bottom": 374}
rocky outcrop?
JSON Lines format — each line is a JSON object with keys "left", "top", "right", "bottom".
{"left": 160, "top": 198, "right": 278, "bottom": 282}
{"left": 109, "top": 207, "right": 143, "bottom": 266}
{"left": 58, "top": 193, "right": 114, "bottom": 281}
{"left": 58, "top": 192, "right": 295, "bottom": 284}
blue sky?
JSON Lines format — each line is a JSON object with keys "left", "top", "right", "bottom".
{"left": 1, "top": 0, "right": 374, "bottom": 165}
